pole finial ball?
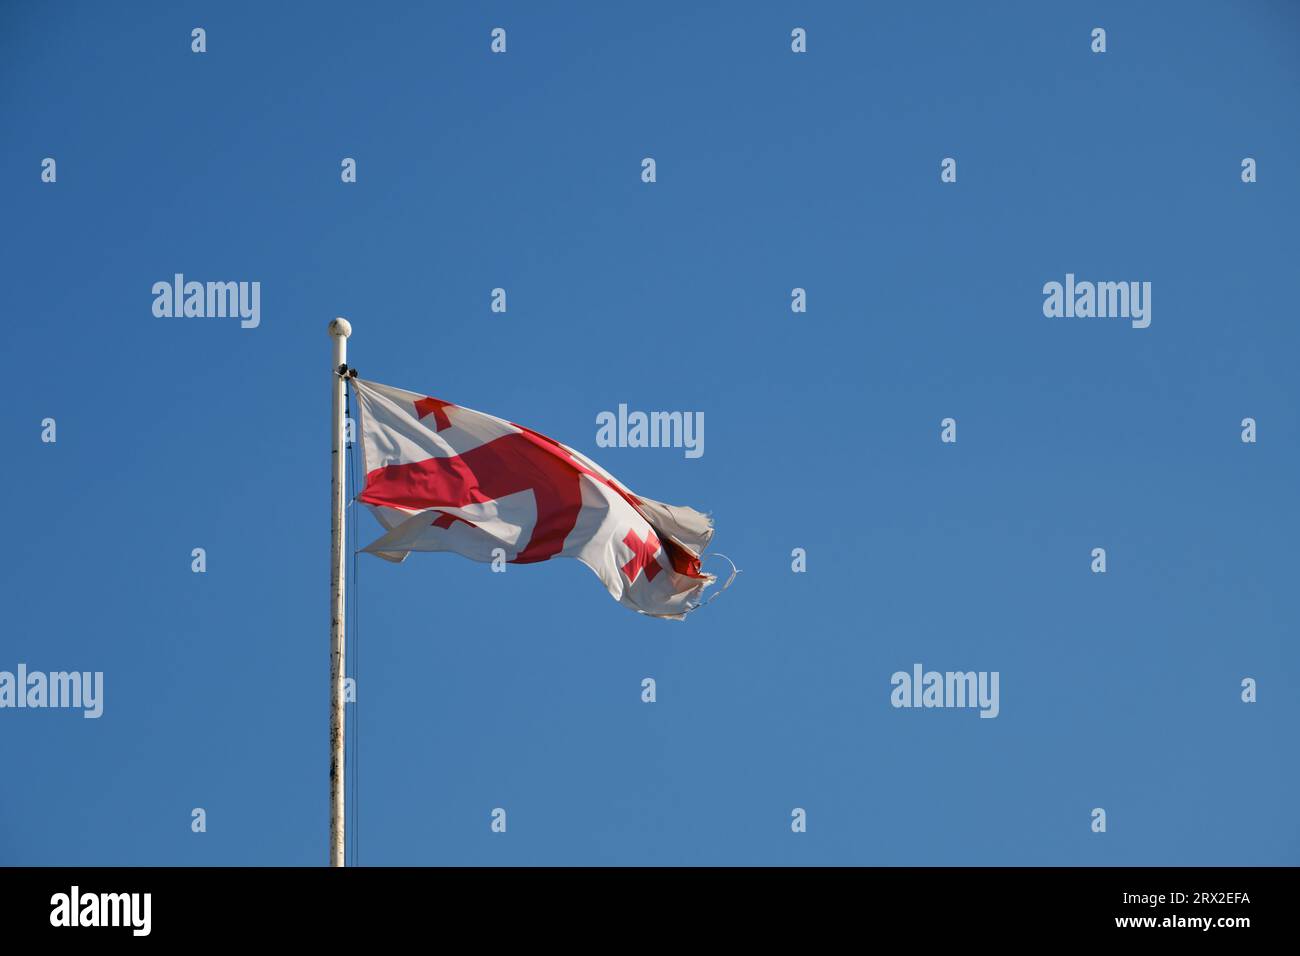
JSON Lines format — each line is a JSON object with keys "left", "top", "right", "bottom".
{"left": 328, "top": 318, "right": 352, "bottom": 338}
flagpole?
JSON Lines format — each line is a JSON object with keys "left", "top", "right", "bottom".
{"left": 328, "top": 317, "right": 351, "bottom": 867}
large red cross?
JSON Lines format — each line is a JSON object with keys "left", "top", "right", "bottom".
{"left": 362, "top": 430, "right": 581, "bottom": 563}
{"left": 359, "top": 395, "right": 705, "bottom": 577}
{"left": 621, "top": 529, "right": 662, "bottom": 584}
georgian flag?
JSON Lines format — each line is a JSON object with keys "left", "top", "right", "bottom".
{"left": 352, "top": 379, "right": 718, "bottom": 620}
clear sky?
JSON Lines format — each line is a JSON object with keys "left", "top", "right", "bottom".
{"left": 2, "top": 1, "right": 1297, "bottom": 866}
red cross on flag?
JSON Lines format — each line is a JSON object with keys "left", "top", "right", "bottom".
{"left": 352, "top": 378, "right": 719, "bottom": 620}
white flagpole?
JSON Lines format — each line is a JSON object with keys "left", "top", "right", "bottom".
{"left": 328, "top": 317, "right": 352, "bottom": 867}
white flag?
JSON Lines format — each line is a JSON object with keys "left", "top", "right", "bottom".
{"left": 352, "top": 379, "right": 720, "bottom": 620}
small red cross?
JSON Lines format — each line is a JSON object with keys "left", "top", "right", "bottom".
{"left": 414, "top": 396, "right": 455, "bottom": 432}
{"left": 431, "top": 511, "right": 475, "bottom": 530}
{"left": 621, "top": 529, "right": 662, "bottom": 584}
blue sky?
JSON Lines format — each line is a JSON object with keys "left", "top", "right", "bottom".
{"left": 1, "top": 1, "right": 1297, "bottom": 865}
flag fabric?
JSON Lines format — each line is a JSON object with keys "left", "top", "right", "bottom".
{"left": 351, "top": 378, "right": 718, "bottom": 620}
